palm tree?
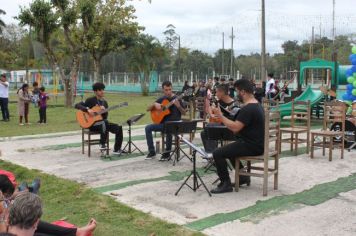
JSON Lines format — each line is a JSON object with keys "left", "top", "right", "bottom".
{"left": 0, "top": 9, "right": 6, "bottom": 34}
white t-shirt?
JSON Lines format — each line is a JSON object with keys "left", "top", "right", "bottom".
{"left": 265, "top": 78, "right": 276, "bottom": 95}
{"left": 0, "top": 81, "right": 9, "bottom": 98}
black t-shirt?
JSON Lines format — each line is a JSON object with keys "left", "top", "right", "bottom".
{"left": 75, "top": 96, "right": 109, "bottom": 120}
{"left": 218, "top": 100, "right": 239, "bottom": 121}
{"left": 156, "top": 95, "right": 183, "bottom": 122}
{"left": 235, "top": 103, "right": 264, "bottom": 150}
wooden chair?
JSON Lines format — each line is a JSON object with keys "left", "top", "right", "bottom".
{"left": 279, "top": 100, "right": 311, "bottom": 155}
{"left": 235, "top": 109, "right": 280, "bottom": 196}
{"left": 195, "top": 97, "right": 207, "bottom": 120}
{"left": 262, "top": 97, "right": 279, "bottom": 110}
{"left": 82, "top": 129, "right": 109, "bottom": 157}
{"left": 310, "top": 100, "right": 346, "bottom": 161}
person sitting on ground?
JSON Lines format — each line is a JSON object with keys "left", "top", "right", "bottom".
{"left": 209, "top": 79, "right": 264, "bottom": 194}
{"left": 75, "top": 82, "right": 125, "bottom": 155}
{"left": 7, "top": 192, "right": 43, "bottom": 236}
{"left": 0, "top": 170, "right": 41, "bottom": 196}
{"left": 0, "top": 174, "right": 97, "bottom": 236}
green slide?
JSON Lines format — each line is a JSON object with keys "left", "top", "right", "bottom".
{"left": 279, "top": 86, "right": 324, "bottom": 118}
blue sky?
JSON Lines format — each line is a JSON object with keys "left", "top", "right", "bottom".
{"left": 1, "top": 0, "right": 355, "bottom": 54}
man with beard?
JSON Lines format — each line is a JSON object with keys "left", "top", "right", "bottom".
{"left": 209, "top": 79, "right": 265, "bottom": 194}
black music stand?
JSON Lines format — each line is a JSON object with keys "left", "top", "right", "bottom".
{"left": 205, "top": 126, "right": 236, "bottom": 182}
{"left": 122, "top": 113, "right": 145, "bottom": 155}
{"left": 175, "top": 135, "right": 211, "bottom": 197}
{"left": 163, "top": 120, "right": 197, "bottom": 165}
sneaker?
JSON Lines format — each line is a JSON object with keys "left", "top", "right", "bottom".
{"left": 18, "top": 182, "right": 29, "bottom": 192}
{"left": 159, "top": 152, "right": 171, "bottom": 161}
{"left": 99, "top": 145, "right": 107, "bottom": 150}
{"left": 30, "top": 178, "right": 41, "bottom": 194}
{"left": 112, "top": 150, "right": 127, "bottom": 155}
{"left": 145, "top": 152, "right": 156, "bottom": 160}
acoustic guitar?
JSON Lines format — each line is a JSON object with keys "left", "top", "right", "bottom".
{"left": 150, "top": 89, "right": 193, "bottom": 124}
{"left": 76, "top": 102, "right": 128, "bottom": 128}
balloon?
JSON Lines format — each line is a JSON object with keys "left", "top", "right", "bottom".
{"left": 347, "top": 84, "right": 354, "bottom": 90}
{"left": 352, "top": 46, "right": 356, "bottom": 54}
{"left": 352, "top": 66, "right": 356, "bottom": 73}
{"left": 347, "top": 76, "right": 355, "bottom": 84}
{"left": 347, "top": 89, "right": 352, "bottom": 95}
{"left": 354, "top": 80, "right": 356, "bottom": 87}
{"left": 346, "top": 69, "right": 353, "bottom": 77}
{"left": 342, "top": 94, "right": 349, "bottom": 100}
{"left": 353, "top": 73, "right": 356, "bottom": 78}
{"left": 353, "top": 89, "right": 356, "bottom": 96}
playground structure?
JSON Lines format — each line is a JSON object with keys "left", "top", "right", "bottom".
{"left": 278, "top": 57, "right": 354, "bottom": 118}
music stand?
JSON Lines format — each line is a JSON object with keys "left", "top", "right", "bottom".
{"left": 205, "top": 126, "right": 236, "bottom": 182}
{"left": 163, "top": 120, "right": 197, "bottom": 165}
{"left": 122, "top": 113, "right": 145, "bottom": 155}
{"left": 175, "top": 135, "right": 211, "bottom": 196}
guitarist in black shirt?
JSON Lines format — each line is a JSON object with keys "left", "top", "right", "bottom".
{"left": 210, "top": 79, "right": 265, "bottom": 194}
{"left": 75, "top": 82, "right": 124, "bottom": 155}
{"left": 201, "top": 83, "right": 240, "bottom": 153}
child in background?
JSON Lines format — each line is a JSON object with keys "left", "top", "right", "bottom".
{"left": 38, "top": 87, "right": 49, "bottom": 124}
{"left": 32, "top": 81, "right": 40, "bottom": 107}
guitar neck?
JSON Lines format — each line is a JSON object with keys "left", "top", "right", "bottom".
{"left": 163, "top": 94, "right": 183, "bottom": 109}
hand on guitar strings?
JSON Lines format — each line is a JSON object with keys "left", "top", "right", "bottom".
{"left": 87, "top": 109, "right": 95, "bottom": 116}
{"left": 154, "top": 102, "right": 162, "bottom": 110}
{"left": 211, "top": 105, "right": 223, "bottom": 120}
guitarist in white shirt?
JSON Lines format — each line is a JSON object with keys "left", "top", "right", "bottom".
{"left": 75, "top": 82, "right": 125, "bottom": 155}
{"left": 145, "top": 81, "right": 186, "bottom": 161}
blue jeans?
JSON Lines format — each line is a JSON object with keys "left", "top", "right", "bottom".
{"left": 145, "top": 123, "right": 172, "bottom": 153}
{"left": 0, "top": 97, "right": 9, "bottom": 120}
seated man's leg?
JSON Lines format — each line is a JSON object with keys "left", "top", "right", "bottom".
{"left": 145, "top": 123, "right": 164, "bottom": 154}
{"left": 89, "top": 121, "right": 107, "bottom": 147}
{"left": 200, "top": 124, "right": 219, "bottom": 153}
{"left": 212, "top": 141, "right": 262, "bottom": 193}
{"left": 107, "top": 122, "right": 123, "bottom": 152}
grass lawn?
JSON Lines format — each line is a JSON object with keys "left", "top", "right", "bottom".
{"left": 0, "top": 91, "right": 157, "bottom": 137}
{"left": 0, "top": 160, "right": 203, "bottom": 236}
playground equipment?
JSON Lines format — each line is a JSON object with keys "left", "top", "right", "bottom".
{"left": 279, "top": 49, "right": 356, "bottom": 118}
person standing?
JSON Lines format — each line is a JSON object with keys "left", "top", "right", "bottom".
{"left": 38, "top": 87, "right": 49, "bottom": 124}
{"left": 32, "top": 81, "right": 40, "bottom": 107}
{"left": 0, "top": 74, "right": 10, "bottom": 122}
{"left": 265, "top": 73, "right": 276, "bottom": 99}
{"left": 17, "top": 84, "right": 31, "bottom": 125}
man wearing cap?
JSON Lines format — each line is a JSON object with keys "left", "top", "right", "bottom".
{"left": 0, "top": 74, "right": 10, "bottom": 122}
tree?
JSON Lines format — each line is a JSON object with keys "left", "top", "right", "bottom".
{"left": 129, "top": 34, "right": 166, "bottom": 95}
{"left": 0, "top": 9, "right": 5, "bottom": 34}
{"left": 81, "top": 0, "right": 140, "bottom": 81}
{"left": 163, "top": 24, "right": 178, "bottom": 56}
{"left": 184, "top": 50, "right": 213, "bottom": 79}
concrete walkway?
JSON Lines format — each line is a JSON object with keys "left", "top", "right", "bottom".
{"left": 0, "top": 127, "right": 355, "bottom": 236}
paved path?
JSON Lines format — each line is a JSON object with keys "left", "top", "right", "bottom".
{"left": 1, "top": 127, "right": 355, "bottom": 236}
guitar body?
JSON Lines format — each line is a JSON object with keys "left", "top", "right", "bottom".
{"left": 76, "top": 105, "right": 104, "bottom": 128}
{"left": 151, "top": 99, "right": 171, "bottom": 124}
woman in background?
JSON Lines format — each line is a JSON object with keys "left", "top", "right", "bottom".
{"left": 17, "top": 84, "right": 31, "bottom": 125}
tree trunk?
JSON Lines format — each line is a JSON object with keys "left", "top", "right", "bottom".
{"left": 43, "top": 45, "right": 73, "bottom": 107}
{"left": 93, "top": 57, "right": 101, "bottom": 82}
{"left": 140, "top": 70, "right": 150, "bottom": 96}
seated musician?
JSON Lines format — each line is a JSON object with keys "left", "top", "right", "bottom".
{"left": 210, "top": 79, "right": 264, "bottom": 194}
{"left": 145, "top": 81, "right": 186, "bottom": 161}
{"left": 201, "top": 83, "right": 240, "bottom": 153}
{"left": 75, "top": 82, "right": 124, "bottom": 155}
